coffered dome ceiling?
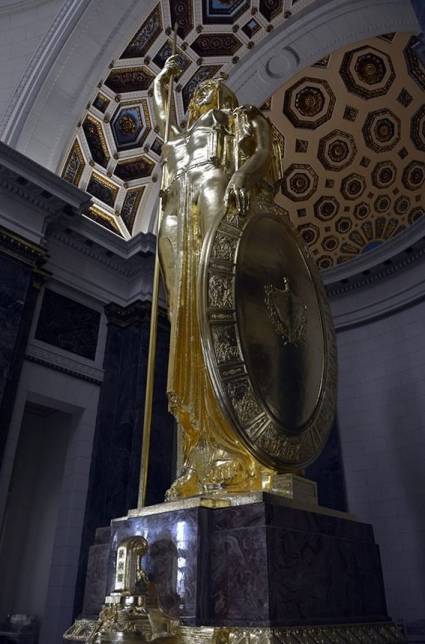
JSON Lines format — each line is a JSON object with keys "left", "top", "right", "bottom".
{"left": 60, "top": 0, "right": 425, "bottom": 268}
{"left": 270, "top": 32, "right": 425, "bottom": 268}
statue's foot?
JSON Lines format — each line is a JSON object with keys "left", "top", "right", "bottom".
{"left": 165, "top": 467, "right": 202, "bottom": 501}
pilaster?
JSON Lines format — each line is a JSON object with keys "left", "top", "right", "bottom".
{"left": 0, "top": 226, "right": 48, "bottom": 464}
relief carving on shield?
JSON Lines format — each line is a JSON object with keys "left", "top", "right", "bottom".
{"left": 200, "top": 205, "right": 337, "bottom": 471}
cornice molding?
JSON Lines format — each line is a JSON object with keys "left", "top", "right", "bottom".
{"left": 0, "top": 170, "right": 70, "bottom": 218}
{"left": 104, "top": 300, "right": 150, "bottom": 327}
{"left": 326, "top": 247, "right": 425, "bottom": 298}
{"left": 48, "top": 225, "right": 155, "bottom": 279}
{"left": 0, "top": 224, "right": 47, "bottom": 268}
{"left": 74, "top": 215, "right": 156, "bottom": 259}
{"left": 324, "top": 217, "right": 425, "bottom": 297}
{"left": 26, "top": 342, "right": 104, "bottom": 385}
{"left": 323, "top": 216, "right": 425, "bottom": 287}
{"left": 0, "top": 0, "right": 52, "bottom": 15}
{"left": 327, "top": 239, "right": 425, "bottom": 330}
{"left": 0, "top": 142, "right": 90, "bottom": 215}
{"left": 105, "top": 300, "right": 168, "bottom": 329}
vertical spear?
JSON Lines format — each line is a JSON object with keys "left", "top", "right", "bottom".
{"left": 137, "top": 24, "right": 178, "bottom": 509}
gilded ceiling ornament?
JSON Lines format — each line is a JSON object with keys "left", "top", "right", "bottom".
{"left": 62, "top": 140, "right": 84, "bottom": 186}
{"left": 409, "top": 207, "right": 425, "bottom": 224}
{"left": 402, "top": 160, "right": 425, "bottom": 190}
{"left": 295, "top": 86, "right": 324, "bottom": 116}
{"left": 340, "top": 46, "right": 395, "bottom": 98}
{"left": 314, "top": 196, "right": 340, "bottom": 221}
{"left": 119, "top": 114, "right": 138, "bottom": 134}
{"left": 83, "top": 116, "right": 109, "bottom": 168}
{"left": 122, "top": 188, "right": 145, "bottom": 234}
{"left": 404, "top": 35, "right": 425, "bottom": 91}
{"left": 282, "top": 163, "right": 318, "bottom": 201}
{"left": 171, "top": 0, "right": 193, "bottom": 37}
{"left": 87, "top": 173, "right": 118, "bottom": 208}
{"left": 355, "top": 53, "right": 386, "bottom": 84}
{"left": 318, "top": 130, "right": 357, "bottom": 171}
{"left": 341, "top": 173, "right": 366, "bottom": 200}
{"left": 353, "top": 202, "right": 370, "bottom": 221}
{"left": 122, "top": 5, "right": 162, "bottom": 58}
{"left": 394, "top": 195, "right": 411, "bottom": 214}
{"left": 299, "top": 222, "right": 319, "bottom": 246}
{"left": 411, "top": 105, "right": 425, "bottom": 151}
{"left": 105, "top": 67, "right": 155, "bottom": 93}
{"left": 283, "top": 77, "right": 335, "bottom": 129}
{"left": 363, "top": 109, "right": 401, "bottom": 152}
{"left": 375, "top": 195, "right": 391, "bottom": 213}
{"left": 335, "top": 216, "right": 352, "bottom": 233}
{"left": 372, "top": 161, "right": 397, "bottom": 188}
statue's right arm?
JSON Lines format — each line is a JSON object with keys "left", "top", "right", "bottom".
{"left": 152, "top": 55, "right": 181, "bottom": 140}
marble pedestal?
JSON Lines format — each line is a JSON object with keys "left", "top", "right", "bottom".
{"left": 67, "top": 493, "right": 405, "bottom": 642}
{"left": 113, "top": 493, "right": 388, "bottom": 627}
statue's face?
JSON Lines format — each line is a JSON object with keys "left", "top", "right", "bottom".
{"left": 187, "top": 80, "right": 238, "bottom": 127}
{"left": 195, "top": 83, "right": 216, "bottom": 108}
{"left": 189, "top": 82, "right": 218, "bottom": 119}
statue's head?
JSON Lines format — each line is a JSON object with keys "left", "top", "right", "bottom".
{"left": 187, "top": 76, "right": 238, "bottom": 126}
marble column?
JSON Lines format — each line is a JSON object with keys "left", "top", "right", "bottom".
{"left": 0, "top": 227, "right": 47, "bottom": 466}
{"left": 74, "top": 300, "right": 175, "bottom": 616}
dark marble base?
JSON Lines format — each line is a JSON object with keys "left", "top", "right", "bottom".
{"left": 93, "top": 494, "right": 391, "bottom": 629}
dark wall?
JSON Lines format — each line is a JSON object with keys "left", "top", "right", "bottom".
{"left": 306, "top": 419, "right": 347, "bottom": 512}
{"left": 337, "top": 298, "right": 425, "bottom": 624}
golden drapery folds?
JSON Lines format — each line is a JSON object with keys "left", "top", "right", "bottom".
{"left": 153, "top": 59, "right": 278, "bottom": 499}
{"left": 167, "top": 188, "right": 262, "bottom": 499}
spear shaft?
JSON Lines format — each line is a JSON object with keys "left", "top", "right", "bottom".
{"left": 137, "top": 25, "right": 178, "bottom": 509}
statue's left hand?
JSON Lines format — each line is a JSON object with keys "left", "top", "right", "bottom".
{"left": 224, "top": 171, "right": 251, "bottom": 216}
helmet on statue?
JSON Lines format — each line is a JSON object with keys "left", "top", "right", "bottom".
{"left": 187, "top": 74, "right": 239, "bottom": 126}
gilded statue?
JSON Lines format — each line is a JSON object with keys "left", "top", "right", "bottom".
{"left": 152, "top": 56, "right": 336, "bottom": 500}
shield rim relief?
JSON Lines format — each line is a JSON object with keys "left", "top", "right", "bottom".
{"left": 198, "top": 202, "right": 337, "bottom": 471}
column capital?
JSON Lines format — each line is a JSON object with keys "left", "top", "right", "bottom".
{"left": 0, "top": 224, "right": 48, "bottom": 270}
{"left": 104, "top": 300, "right": 168, "bottom": 329}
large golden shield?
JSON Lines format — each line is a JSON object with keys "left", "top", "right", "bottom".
{"left": 199, "top": 204, "right": 337, "bottom": 471}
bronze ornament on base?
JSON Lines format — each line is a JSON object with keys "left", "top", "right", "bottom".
{"left": 66, "top": 619, "right": 404, "bottom": 643}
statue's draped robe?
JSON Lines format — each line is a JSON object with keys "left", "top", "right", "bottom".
{"left": 160, "top": 109, "right": 265, "bottom": 491}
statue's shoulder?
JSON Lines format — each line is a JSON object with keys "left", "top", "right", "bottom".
{"left": 233, "top": 105, "right": 284, "bottom": 189}
{"left": 233, "top": 104, "right": 268, "bottom": 122}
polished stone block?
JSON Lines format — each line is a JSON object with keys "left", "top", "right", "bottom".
{"left": 104, "top": 494, "right": 390, "bottom": 628}
{"left": 109, "top": 507, "right": 204, "bottom": 621}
